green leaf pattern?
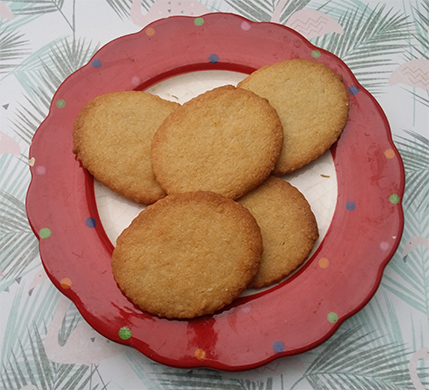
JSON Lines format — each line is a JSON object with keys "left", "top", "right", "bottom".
{"left": 0, "top": 0, "right": 427, "bottom": 389}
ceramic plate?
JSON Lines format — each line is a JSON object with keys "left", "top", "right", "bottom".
{"left": 26, "top": 13, "right": 405, "bottom": 371}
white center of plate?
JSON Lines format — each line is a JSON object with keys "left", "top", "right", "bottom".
{"left": 94, "top": 71, "right": 338, "bottom": 276}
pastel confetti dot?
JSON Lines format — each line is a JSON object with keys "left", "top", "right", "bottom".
{"left": 345, "top": 201, "right": 356, "bottom": 211}
{"left": 327, "top": 312, "right": 338, "bottom": 323}
{"left": 273, "top": 341, "right": 285, "bottom": 353}
{"left": 311, "top": 50, "right": 321, "bottom": 58}
{"left": 319, "top": 257, "right": 330, "bottom": 269}
{"left": 145, "top": 27, "right": 155, "bottom": 36}
{"left": 389, "top": 194, "right": 400, "bottom": 204}
{"left": 39, "top": 228, "right": 51, "bottom": 239}
{"left": 35, "top": 165, "right": 46, "bottom": 175}
{"left": 195, "top": 348, "right": 206, "bottom": 360}
{"left": 85, "top": 217, "right": 97, "bottom": 228}
{"left": 384, "top": 149, "right": 395, "bottom": 159}
{"left": 349, "top": 85, "right": 359, "bottom": 95}
{"left": 240, "top": 305, "right": 251, "bottom": 314}
{"left": 56, "top": 99, "right": 66, "bottom": 108}
{"left": 194, "top": 17, "right": 204, "bottom": 26}
{"left": 118, "top": 327, "right": 132, "bottom": 340}
{"left": 380, "top": 241, "right": 390, "bottom": 251}
{"left": 91, "top": 59, "right": 102, "bottom": 68}
{"left": 241, "top": 21, "right": 251, "bottom": 31}
{"left": 29, "top": 157, "right": 35, "bottom": 166}
{"left": 131, "top": 76, "right": 141, "bottom": 86}
{"left": 209, "top": 54, "right": 219, "bottom": 64}
{"left": 60, "top": 277, "right": 72, "bottom": 289}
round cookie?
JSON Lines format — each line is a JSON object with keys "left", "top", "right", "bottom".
{"left": 111, "top": 191, "right": 263, "bottom": 319}
{"left": 151, "top": 85, "right": 283, "bottom": 200}
{"left": 238, "top": 176, "right": 319, "bottom": 288}
{"left": 73, "top": 91, "right": 180, "bottom": 204}
{"left": 238, "top": 59, "right": 349, "bottom": 174}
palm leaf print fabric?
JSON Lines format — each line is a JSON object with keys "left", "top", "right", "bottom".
{"left": 0, "top": 0, "right": 427, "bottom": 388}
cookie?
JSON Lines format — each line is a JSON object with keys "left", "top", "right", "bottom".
{"left": 111, "top": 191, "right": 263, "bottom": 319}
{"left": 151, "top": 85, "right": 283, "bottom": 200}
{"left": 238, "top": 176, "right": 319, "bottom": 288}
{"left": 238, "top": 59, "right": 349, "bottom": 174}
{"left": 73, "top": 91, "right": 180, "bottom": 204}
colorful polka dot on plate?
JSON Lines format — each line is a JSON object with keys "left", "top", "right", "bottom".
{"left": 39, "top": 227, "right": 51, "bottom": 239}
{"left": 327, "top": 312, "right": 339, "bottom": 323}
{"left": 272, "top": 341, "right": 285, "bottom": 353}
{"left": 118, "top": 327, "right": 132, "bottom": 340}
{"left": 56, "top": 99, "right": 66, "bottom": 108}
{"left": 131, "top": 76, "right": 141, "bottom": 86}
{"left": 195, "top": 348, "right": 206, "bottom": 360}
{"left": 35, "top": 165, "right": 46, "bottom": 175}
{"left": 241, "top": 21, "right": 251, "bottom": 31}
{"left": 345, "top": 201, "right": 356, "bottom": 211}
{"left": 85, "top": 217, "right": 97, "bottom": 228}
{"left": 209, "top": 54, "right": 219, "bottom": 64}
{"left": 194, "top": 17, "right": 204, "bottom": 26}
{"left": 60, "top": 277, "right": 72, "bottom": 289}
{"left": 348, "top": 85, "right": 359, "bottom": 95}
{"left": 384, "top": 149, "right": 396, "bottom": 159}
{"left": 91, "top": 59, "right": 102, "bottom": 68}
{"left": 380, "top": 241, "right": 390, "bottom": 251}
{"left": 319, "top": 257, "right": 330, "bottom": 269}
{"left": 145, "top": 27, "right": 155, "bottom": 36}
{"left": 389, "top": 194, "right": 400, "bottom": 204}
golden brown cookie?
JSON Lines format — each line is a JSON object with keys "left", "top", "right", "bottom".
{"left": 151, "top": 85, "right": 283, "bottom": 200}
{"left": 238, "top": 59, "right": 349, "bottom": 174}
{"left": 238, "top": 176, "right": 319, "bottom": 288}
{"left": 73, "top": 91, "right": 180, "bottom": 204}
{"left": 111, "top": 191, "right": 263, "bottom": 319}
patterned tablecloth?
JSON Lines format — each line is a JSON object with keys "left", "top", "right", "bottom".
{"left": 0, "top": 0, "right": 428, "bottom": 389}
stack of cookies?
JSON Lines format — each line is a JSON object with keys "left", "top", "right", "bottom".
{"left": 73, "top": 59, "right": 350, "bottom": 319}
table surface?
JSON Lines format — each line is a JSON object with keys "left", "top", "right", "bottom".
{"left": 0, "top": 0, "right": 428, "bottom": 389}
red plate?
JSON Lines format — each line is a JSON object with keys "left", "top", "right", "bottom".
{"left": 26, "top": 13, "right": 405, "bottom": 371}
